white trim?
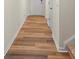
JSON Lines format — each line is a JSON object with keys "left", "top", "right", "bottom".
{"left": 65, "top": 35, "right": 75, "bottom": 44}
{"left": 54, "top": 38, "right": 68, "bottom": 52}
{"left": 50, "top": 27, "right": 59, "bottom": 52}
{"left": 4, "top": 16, "right": 27, "bottom": 56}
{"left": 58, "top": 46, "right": 68, "bottom": 52}
{"left": 49, "top": 27, "right": 59, "bottom": 52}
{"left": 52, "top": 35, "right": 60, "bottom": 52}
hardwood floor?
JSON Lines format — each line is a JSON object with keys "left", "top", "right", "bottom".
{"left": 68, "top": 43, "right": 75, "bottom": 59}
{"left": 5, "top": 16, "right": 71, "bottom": 59}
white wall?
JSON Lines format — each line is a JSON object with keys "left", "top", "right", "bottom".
{"left": 4, "top": 0, "right": 30, "bottom": 55}
{"left": 45, "top": 0, "right": 49, "bottom": 19}
{"left": 59, "top": 0, "right": 75, "bottom": 50}
{"left": 46, "top": 0, "right": 75, "bottom": 52}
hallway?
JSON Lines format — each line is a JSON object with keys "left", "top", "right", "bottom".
{"left": 5, "top": 16, "right": 71, "bottom": 59}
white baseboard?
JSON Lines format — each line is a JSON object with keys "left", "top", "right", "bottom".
{"left": 53, "top": 37, "right": 68, "bottom": 52}
{"left": 58, "top": 46, "right": 68, "bottom": 52}
{"left": 49, "top": 27, "right": 59, "bottom": 52}
{"left": 4, "top": 16, "right": 27, "bottom": 56}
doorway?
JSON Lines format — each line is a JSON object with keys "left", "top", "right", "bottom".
{"left": 30, "top": 0, "right": 45, "bottom": 16}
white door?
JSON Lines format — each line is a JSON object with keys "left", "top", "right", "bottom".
{"left": 30, "top": 0, "right": 45, "bottom": 16}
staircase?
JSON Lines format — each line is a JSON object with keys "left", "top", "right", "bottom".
{"left": 5, "top": 16, "right": 71, "bottom": 59}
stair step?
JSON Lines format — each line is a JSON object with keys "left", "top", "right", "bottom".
{"left": 13, "top": 39, "right": 53, "bottom": 45}
{"left": 20, "top": 28, "right": 52, "bottom": 33}
{"left": 8, "top": 45, "right": 56, "bottom": 55}
{"left": 48, "top": 53, "right": 71, "bottom": 59}
{"left": 5, "top": 54, "right": 48, "bottom": 59}
{"left": 17, "top": 32, "right": 52, "bottom": 39}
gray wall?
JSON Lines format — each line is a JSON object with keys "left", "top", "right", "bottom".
{"left": 59, "top": 0, "right": 75, "bottom": 49}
